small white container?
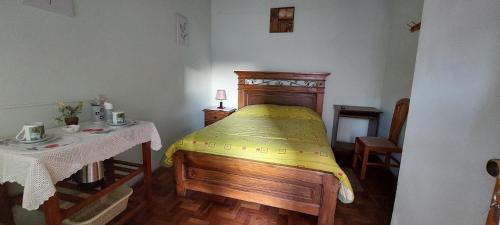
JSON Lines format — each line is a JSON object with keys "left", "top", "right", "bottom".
{"left": 62, "top": 125, "right": 80, "bottom": 133}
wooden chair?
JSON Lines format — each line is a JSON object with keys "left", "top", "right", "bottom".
{"left": 353, "top": 98, "right": 410, "bottom": 180}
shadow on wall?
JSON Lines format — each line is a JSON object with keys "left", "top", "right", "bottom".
{"left": 113, "top": 63, "right": 213, "bottom": 172}
{"left": 3, "top": 63, "right": 215, "bottom": 225}
{"left": 210, "top": 62, "right": 261, "bottom": 108}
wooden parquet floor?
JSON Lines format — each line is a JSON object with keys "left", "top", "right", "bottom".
{"left": 128, "top": 150, "right": 397, "bottom": 225}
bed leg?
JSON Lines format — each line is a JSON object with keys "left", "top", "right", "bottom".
{"left": 173, "top": 152, "right": 187, "bottom": 197}
{"left": 318, "top": 174, "right": 339, "bottom": 225}
{"left": 176, "top": 186, "right": 187, "bottom": 197}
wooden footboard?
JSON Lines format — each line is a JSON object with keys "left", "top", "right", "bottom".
{"left": 174, "top": 150, "right": 340, "bottom": 225}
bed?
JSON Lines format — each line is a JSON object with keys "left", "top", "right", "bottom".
{"left": 162, "top": 71, "right": 353, "bottom": 225}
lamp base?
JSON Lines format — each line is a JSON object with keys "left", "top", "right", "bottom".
{"left": 217, "top": 101, "right": 225, "bottom": 109}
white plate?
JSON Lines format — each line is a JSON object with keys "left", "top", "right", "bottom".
{"left": 17, "top": 134, "right": 57, "bottom": 144}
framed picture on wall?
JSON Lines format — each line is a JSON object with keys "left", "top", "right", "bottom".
{"left": 270, "top": 7, "right": 295, "bottom": 33}
{"left": 176, "top": 13, "right": 189, "bottom": 47}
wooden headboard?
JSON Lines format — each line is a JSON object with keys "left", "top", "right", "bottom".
{"left": 235, "top": 71, "right": 330, "bottom": 115}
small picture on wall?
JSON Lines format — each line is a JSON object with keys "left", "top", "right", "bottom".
{"left": 176, "top": 13, "right": 189, "bottom": 47}
{"left": 270, "top": 7, "right": 295, "bottom": 33}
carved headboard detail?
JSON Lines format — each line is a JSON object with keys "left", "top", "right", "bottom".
{"left": 235, "top": 71, "right": 330, "bottom": 115}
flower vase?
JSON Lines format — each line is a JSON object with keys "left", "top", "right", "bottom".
{"left": 64, "top": 117, "right": 79, "bottom": 125}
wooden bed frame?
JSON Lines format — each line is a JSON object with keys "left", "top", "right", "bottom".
{"left": 174, "top": 71, "right": 339, "bottom": 225}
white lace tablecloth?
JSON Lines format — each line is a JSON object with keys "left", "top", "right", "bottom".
{"left": 0, "top": 121, "right": 162, "bottom": 210}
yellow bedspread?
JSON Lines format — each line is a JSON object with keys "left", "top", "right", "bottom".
{"left": 161, "top": 104, "right": 354, "bottom": 203}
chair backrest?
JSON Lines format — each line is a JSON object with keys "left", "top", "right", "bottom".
{"left": 388, "top": 98, "right": 410, "bottom": 145}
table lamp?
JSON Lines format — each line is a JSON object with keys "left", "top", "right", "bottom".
{"left": 215, "top": 90, "right": 227, "bottom": 109}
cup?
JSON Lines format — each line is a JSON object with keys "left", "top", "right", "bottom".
{"left": 112, "top": 111, "right": 125, "bottom": 125}
{"left": 16, "top": 122, "right": 45, "bottom": 141}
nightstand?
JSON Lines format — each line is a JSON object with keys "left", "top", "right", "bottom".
{"left": 203, "top": 107, "right": 236, "bottom": 126}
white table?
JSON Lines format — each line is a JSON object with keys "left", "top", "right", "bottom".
{"left": 0, "top": 121, "right": 162, "bottom": 225}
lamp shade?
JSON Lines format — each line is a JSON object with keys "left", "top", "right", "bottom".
{"left": 215, "top": 90, "right": 227, "bottom": 100}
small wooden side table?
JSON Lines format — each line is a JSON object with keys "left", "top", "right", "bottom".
{"left": 203, "top": 107, "right": 236, "bottom": 126}
{"left": 331, "top": 105, "right": 383, "bottom": 150}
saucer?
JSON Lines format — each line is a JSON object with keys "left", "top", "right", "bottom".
{"left": 106, "top": 120, "right": 136, "bottom": 127}
{"left": 17, "top": 134, "right": 57, "bottom": 144}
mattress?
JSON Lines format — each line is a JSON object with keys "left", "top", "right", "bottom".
{"left": 161, "top": 104, "right": 354, "bottom": 203}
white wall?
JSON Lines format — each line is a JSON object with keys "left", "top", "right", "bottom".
{"left": 0, "top": 0, "right": 211, "bottom": 167}
{"left": 1, "top": 0, "right": 211, "bottom": 223}
{"left": 378, "top": 0, "right": 423, "bottom": 139}
{"left": 391, "top": 0, "right": 500, "bottom": 224}
{"left": 210, "top": 0, "right": 393, "bottom": 143}
{"left": 377, "top": 0, "right": 423, "bottom": 175}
